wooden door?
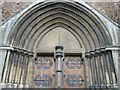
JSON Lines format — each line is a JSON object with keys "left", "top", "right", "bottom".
{"left": 63, "top": 56, "right": 85, "bottom": 88}
{"left": 33, "top": 55, "right": 85, "bottom": 88}
{"left": 33, "top": 56, "right": 55, "bottom": 88}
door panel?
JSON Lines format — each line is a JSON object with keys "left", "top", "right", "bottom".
{"left": 63, "top": 56, "right": 85, "bottom": 88}
{"left": 33, "top": 56, "right": 55, "bottom": 88}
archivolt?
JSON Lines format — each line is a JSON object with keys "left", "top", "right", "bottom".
{"left": 6, "top": 1, "right": 112, "bottom": 52}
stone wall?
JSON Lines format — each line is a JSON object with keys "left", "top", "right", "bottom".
{"left": 1, "top": 2, "right": 31, "bottom": 22}
{"left": 1, "top": 1, "right": 120, "bottom": 24}
{"left": 88, "top": 2, "right": 119, "bottom": 24}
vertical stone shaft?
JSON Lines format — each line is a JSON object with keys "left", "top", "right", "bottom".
{"left": 20, "top": 55, "right": 25, "bottom": 85}
{"left": 100, "top": 54, "right": 107, "bottom": 84}
{"left": 87, "top": 58, "right": 92, "bottom": 86}
{"left": 26, "top": 56, "right": 31, "bottom": 86}
{"left": 108, "top": 51, "right": 117, "bottom": 84}
{"left": 94, "top": 56, "right": 100, "bottom": 84}
{"left": 102, "top": 53, "right": 110, "bottom": 84}
{"left": 9, "top": 52, "right": 15, "bottom": 83}
{"left": 105, "top": 52, "right": 113, "bottom": 84}
{"left": 89, "top": 57, "right": 94, "bottom": 85}
{"left": 18, "top": 55, "right": 24, "bottom": 85}
{"left": 2, "top": 50, "right": 10, "bottom": 83}
{"left": 55, "top": 46, "right": 64, "bottom": 88}
{"left": 15, "top": 54, "right": 21, "bottom": 84}
{"left": 24, "top": 56, "right": 29, "bottom": 85}
{"left": 92, "top": 56, "right": 98, "bottom": 84}
{"left": 5, "top": 51, "right": 13, "bottom": 83}
{"left": 12, "top": 53, "right": 19, "bottom": 84}
{"left": 96, "top": 55, "right": 102, "bottom": 84}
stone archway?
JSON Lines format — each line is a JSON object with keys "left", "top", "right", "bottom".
{"left": 0, "top": 0, "right": 118, "bottom": 89}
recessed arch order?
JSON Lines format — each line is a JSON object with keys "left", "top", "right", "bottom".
{"left": 6, "top": 1, "right": 112, "bottom": 52}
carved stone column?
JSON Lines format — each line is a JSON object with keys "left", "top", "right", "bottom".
{"left": 85, "top": 52, "right": 92, "bottom": 87}
{"left": 55, "top": 46, "right": 64, "bottom": 88}
{"left": 26, "top": 52, "right": 34, "bottom": 88}
{"left": 0, "top": 49, "right": 11, "bottom": 88}
{"left": 5, "top": 51, "right": 14, "bottom": 84}
{"left": 95, "top": 49, "right": 101, "bottom": 85}
{"left": 2, "top": 50, "right": 11, "bottom": 83}
{"left": 15, "top": 53, "right": 22, "bottom": 84}
{"left": 24, "top": 54, "right": 29, "bottom": 88}
{"left": 18, "top": 52, "right": 24, "bottom": 88}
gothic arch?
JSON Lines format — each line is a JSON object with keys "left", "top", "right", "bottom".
{"left": 1, "top": 0, "right": 118, "bottom": 89}
{"left": 6, "top": 1, "right": 112, "bottom": 52}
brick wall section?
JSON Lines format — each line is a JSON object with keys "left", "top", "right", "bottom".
{"left": 1, "top": 1, "right": 120, "bottom": 23}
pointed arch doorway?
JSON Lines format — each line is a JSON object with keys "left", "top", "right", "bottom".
{"left": 32, "top": 27, "right": 85, "bottom": 88}
{"left": 2, "top": 1, "right": 117, "bottom": 89}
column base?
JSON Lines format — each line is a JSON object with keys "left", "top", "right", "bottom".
{"left": 18, "top": 84, "right": 25, "bottom": 88}
{"left": 101, "top": 84, "right": 107, "bottom": 88}
{"left": 0, "top": 83, "right": 8, "bottom": 89}
{"left": 0, "top": 83, "right": 19, "bottom": 88}
{"left": 7, "top": 83, "right": 15, "bottom": 88}
{"left": 24, "top": 85, "right": 30, "bottom": 88}
{"left": 112, "top": 83, "right": 118, "bottom": 88}
{"left": 12, "top": 84, "right": 18, "bottom": 88}
{"left": 0, "top": 83, "right": 30, "bottom": 89}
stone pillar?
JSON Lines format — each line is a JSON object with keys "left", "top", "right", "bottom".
{"left": 103, "top": 53, "right": 110, "bottom": 84}
{"left": 24, "top": 54, "right": 29, "bottom": 88}
{"left": 17, "top": 51, "right": 24, "bottom": 88}
{"left": 15, "top": 49, "right": 24, "bottom": 87}
{"left": 85, "top": 52, "right": 92, "bottom": 87}
{"left": 105, "top": 46, "right": 119, "bottom": 88}
{"left": 94, "top": 58, "right": 100, "bottom": 86}
{"left": 25, "top": 56, "right": 30, "bottom": 86}
{"left": 12, "top": 50, "right": 19, "bottom": 88}
{"left": 99, "top": 49, "right": 107, "bottom": 86}
{"left": 15, "top": 53, "right": 22, "bottom": 84}
{"left": 0, "top": 48, "right": 10, "bottom": 89}
{"left": 19, "top": 54, "right": 25, "bottom": 88}
{"left": 1, "top": 50, "right": 11, "bottom": 83}
{"left": 9, "top": 51, "right": 15, "bottom": 84}
{"left": 0, "top": 47, "right": 20, "bottom": 89}
{"left": 90, "top": 51, "right": 97, "bottom": 85}
{"left": 99, "top": 54, "right": 106, "bottom": 85}
{"left": 105, "top": 52, "right": 113, "bottom": 84}
{"left": 26, "top": 51, "right": 33, "bottom": 88}
{"left": 55, "top": 46, "right": 64, "bottom": 88}
{"left": 5, "top": 52, "right": 14, "bottom": 84}
{"left": 118, "top": 51, "right": 120, "bottom": 90}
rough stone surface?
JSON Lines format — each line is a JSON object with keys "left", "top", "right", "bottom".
{"left": 1, "top": 2, "right": 31, "bottom": 22}
{"left": 1, "top": 1, "right": 120, "bottom": 24}
{"left": 88, "top": 2, "right": 120, "bottom": 24}
{"left": 0, "top": 2, "right": 120, "bottom": 22}
{"left": 117, "top": 2, "right": 120, "bottom": 24}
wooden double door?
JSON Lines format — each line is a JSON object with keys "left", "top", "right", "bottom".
{"left": 33, "top": 54, "right": 85, "bottom": 88}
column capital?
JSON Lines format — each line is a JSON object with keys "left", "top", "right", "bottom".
{"left": 0, "top": 46, "right": 14, "bottom": 50}
{"left": 55, "top": 45, "right": 64, "bottom": 58}
{"left": 55, "top": 45, "right": 64, "bottom": 50}
{"left": 105, "top": 45, "right": 120, "bottom": 51}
